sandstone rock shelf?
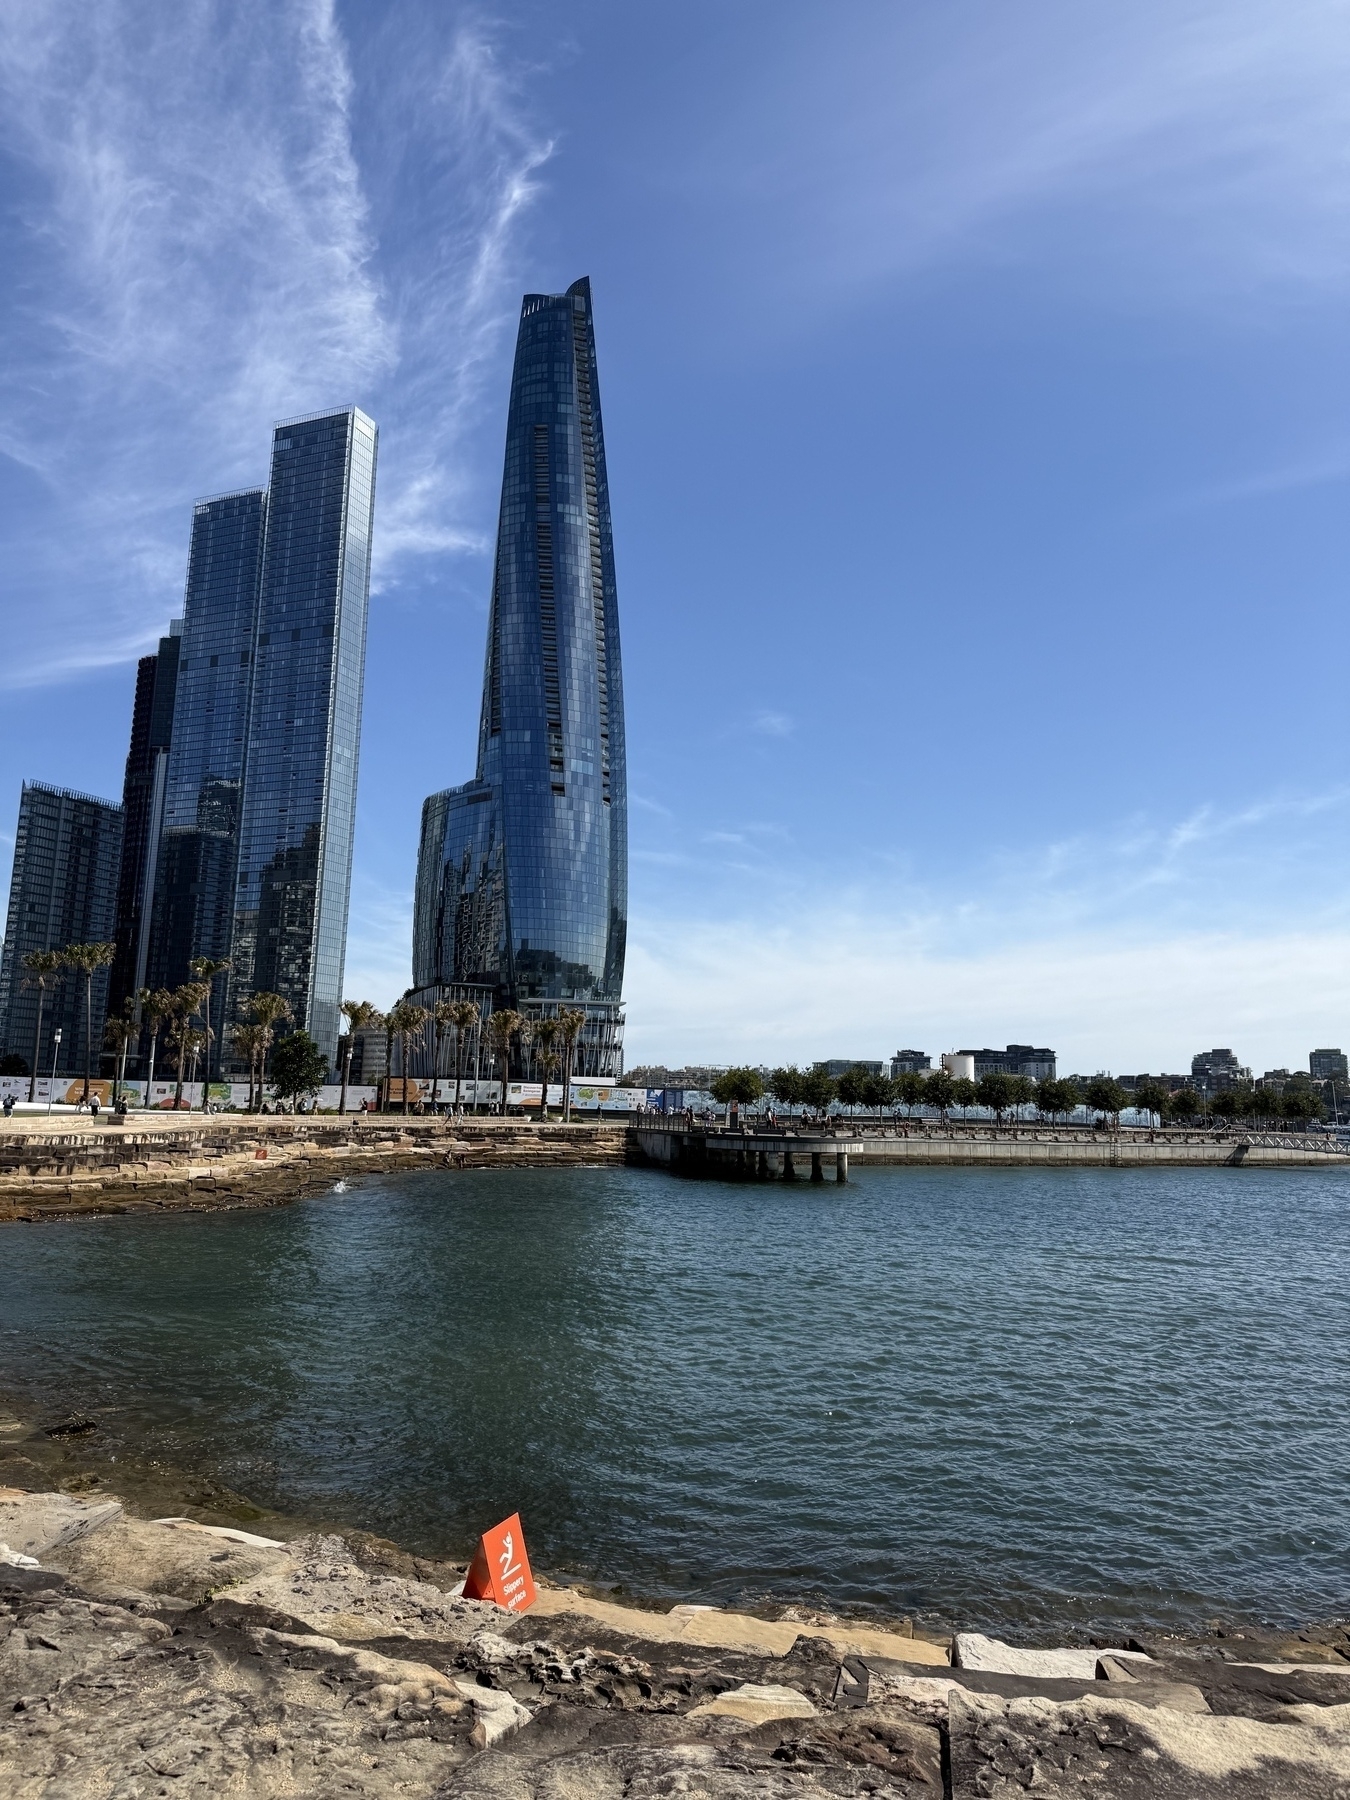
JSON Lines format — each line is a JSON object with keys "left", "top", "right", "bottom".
{"left": 3, "top": 1482, "right": 1350, "bottom": 1797}
{"left": 0, "top": 1115, "right": 628, "bottom": 1221}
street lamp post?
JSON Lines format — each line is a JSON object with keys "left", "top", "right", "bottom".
{"left": 46, "top": 1028, "right": 63, "bottom": 1115}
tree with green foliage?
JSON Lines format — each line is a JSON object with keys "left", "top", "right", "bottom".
{"left": 166, "top": 982, "right": 209, "bottom": 1107}
{"left": 1084, "top": 1076, "right": 1128, "bottom": 1128}
{"left": 557, "top": 1007, "right": 587, "bottom": 1123}
{"left": 769, "top": 1066, "right": 807, "bottom": 1108}
{"left": 1006, "top": 1074, "right": 1035, "bottom": 1120}
{"left": 231, "top": 1022, "right": 265, "bottom": 1112}
{"left": 834, "top": 1064, "right": 871, "bottom": 1109}
{"left": 533, "top": 1017, "right": 561, "bottom": 1116}
{"left": 484, "top": 1009, "right": 521, "bottom": 1110}
{"left": 894, "top": 1071, "right": 927, "bottom": 1115}
{"left": 270, "top": 1031, "right": 328, "bottom": 1111}
{"left": 1165, "top": 1086, "right": 1200, "bottom": 1122}
{"left": 188, "top": 956, "right": 231, "bottom": 1105}
{"left": 1132, "top": 1080, "right": 1170, "bottom": 1125}
{"left": 386, "top": 1000, "right": 428, "bottom": 1114}
{"left": 338, "top": 1000, "right": 383, "bottom": 1115}
{"left": 60, "top": 941, "right": 116, "bottom": 1103}
{"left": 711, "top": 1066, "right": 765, "bottom": 1112}
{"left": 1209, "top": 1089, "right": 1241, "bottom": 1121}
{"left": 975, "top": 1070, "right": 1016, "bottom": 1123}
{"left": 20, "top": 949, "right": 64, "bottom": 1103}
{"left": 1035, "top": 1077, "right": 1073, "bottom": 1122}
{"left": 950, "top": 1077, "right": 978, "bottom": 1112}
{"left": 1282, "top": 1087, "right": 1324, "bottom": 1124}
{"left": 249, "top": 992, "right": 293, "bottom": 1110}
{"left": 923, "top": 1069, "right": 954, "bottom": 1119}
{"left": 103, "top": 1007, "right": 136, "bottom": 1104}
{"left": 861, "top": 1072, "right": 897, "bottom": 1114}
{"left": 800, "top": 1066, "right": 837, "bottom": 1115}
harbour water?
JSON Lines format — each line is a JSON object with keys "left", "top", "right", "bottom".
{"left": 1, "top": 1162, "right": 1347, "bottom": 1635}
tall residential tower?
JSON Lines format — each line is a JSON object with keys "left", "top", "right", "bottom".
{"left": 0, "top": 783, "right": 123, "bottom": 1078}
{"left": 414, "top": 278, "right": 626, "bottom": 1075}
{"left": 228, "top": 409, "right": 378, "bottom": 1063}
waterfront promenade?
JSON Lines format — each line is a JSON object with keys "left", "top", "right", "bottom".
{"left": 1, "top": 1110, "right": 1347, "bottom": 1220}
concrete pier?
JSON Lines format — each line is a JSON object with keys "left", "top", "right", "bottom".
{"left": 630, "top": 1125, "right": 865, "bottom": 1183}
{"left": 628, "top": 1120, "right": 1350, "bottom": 1178}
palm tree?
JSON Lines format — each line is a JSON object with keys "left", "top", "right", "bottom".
{"left": 425, "top": 993, "right": 452, "bottom": 1111}
{"left": 382, "top": 1005, "right": 399, "bottom": 1111}
{"left": 188, "top": 957, "right": 231, "bottom": 1110}
{"left": 20, "top": 950, "right": 64, "bottom": 1103}
{"left": 516, "top": 1014, "right": 536, "bottom": 1085}
{"left": 60, "top": 942, "right": 116, "bottom": 1103}
{"left": 103, "top": 1008, "right": 136, "bottom": 1105}
{"left": 167, "top": 983, "right": 209, "bottom": 1108}
{"left": 557, "top": 1007, "right": 587, "bottom": 1122}
{"left": 385, "top": 1000, "right": 428, "bottom": 1114}
{"left": 140, "top": 988, "right": 174, "bottom": 1101}
{"left": 338, "top": 1000, "right": 383, "bottom": 1115}
{"left": 484, "top": 1009, "right": 519, "bottom": 1113}
{"left": 448, "top": 999, "right": 481, "bottom": 1114}
{"left": 249, "top": 992, "right": 292, "bottom": 1110}
{"left": 230, "top": 1022, "right": 264, "bottom": 1111}
{"left": 533, "top": 1018, "right": 560, "bottom": 1118}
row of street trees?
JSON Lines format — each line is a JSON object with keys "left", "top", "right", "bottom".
{"left": 18, "top": 941, "right": 116, "bottom": 1104}
{"left": 336, "top": 998, "right": 591, "bottom": 1119}
{"left": 14, "top": 943, "right": 320, "bottom": 1113}
{"left": 706, "top": 1064, "right": 1325, "bottom": 1127}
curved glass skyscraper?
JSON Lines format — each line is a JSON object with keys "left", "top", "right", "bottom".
{"left": 414, "top": 278, "right": 626, "bottom": 1075}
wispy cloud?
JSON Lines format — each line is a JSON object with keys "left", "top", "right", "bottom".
{"left": 0, "top": 0, "right": 390, "bottom": 684}
{"left": 363, "top": 21, "right": 554, "bottom": 581}
{"left": 626, "top": 783, "right": 1350, "bottom": 1070}
{"left": 625, "top": 914, "right": 1350, "bottom": 1079}
{"left": 752, "top": 709, "right": 793, "bottom": 737}
{"left": 688, "top": 0, "right": 1350, "bottom": 326}
{"left": 0, "top": 3, "right": 553, "bottom": 683}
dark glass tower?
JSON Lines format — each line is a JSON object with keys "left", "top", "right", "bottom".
{"left": 229, "top": 408, "right": 378, "bottom": 1063}
{"left": 107, "top": 623, "right": 181, "bottom": 1045}
{"left": 0, "top": 782, "right": 123, "bottom": 1077}
{"left": 414, "top": 278, "right": 626, "bottom": 1075}
{"left": 144, "top": 490, "right": 266, "bottom": 1066}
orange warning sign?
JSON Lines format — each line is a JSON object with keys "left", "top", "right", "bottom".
{"left": 461, "top": 1512, "right": 537, "bottom": 1613}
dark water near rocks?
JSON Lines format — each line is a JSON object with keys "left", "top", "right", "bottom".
{"left": 2, "top": 1163, "right": 1348, "bottom": 1634}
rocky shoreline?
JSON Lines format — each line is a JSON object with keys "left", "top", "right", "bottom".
{"left": 2, "top": 1408, "right": 1349, "bottom": 1796}
{"left": 0, "top": 1116, "right": 628, "bottom": 1223}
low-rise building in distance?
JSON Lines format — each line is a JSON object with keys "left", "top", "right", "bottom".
{"left": 1310, "top": 1048, "right": 1347, "bottom": 1082}
{"left": 819, "top": 1058, "right": 884, "bottom": 1078}
{"left": 1190, "top": 1048, "right": 1251, "bottom": 1095}
{"left": 889, "top": 1049, "right": 931, "bottom": 1077}
{"left": 943, "top": 1045, "right": 1056, "bottom": 1081}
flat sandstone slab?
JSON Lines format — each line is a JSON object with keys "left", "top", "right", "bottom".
{"left": 529, "top": 1585, "right": 950, "bottom": 1662}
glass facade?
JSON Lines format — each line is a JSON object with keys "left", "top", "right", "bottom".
{"left": 143, "top": 493, "right": 265, "bottom": 1060}
{"left": 414, "top": 278, "right": 626, "bottom": 1074}
{"left": 0, "top": 783, "right": 123, "bottom": 1076}
{"left": 107, "top": 625, "right": 181, "bottom": 1043}
{"left": 229, "top": 408, "right": 377, "bottom": 1064}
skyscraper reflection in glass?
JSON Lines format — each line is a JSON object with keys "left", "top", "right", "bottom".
{"left": 414, "top": 279, "right": 626, "bottom": 1074}
{"left": 229, "top": 408, "right": 378, "bottom": 1063}
{"left": 142, "top": 493, "right": 264, "bottom": 1062}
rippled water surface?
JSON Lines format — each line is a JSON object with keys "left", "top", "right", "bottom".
{"left": 2, "top": 1163, "right": 1348, "bottom": 1632}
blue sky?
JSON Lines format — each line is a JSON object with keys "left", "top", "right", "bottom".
{"left": 1, "top": 0, "right": 1347, "bottom": 1074}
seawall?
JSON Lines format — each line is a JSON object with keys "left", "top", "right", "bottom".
{"left": 629, "top": 1122, "right": 1350, "bottom": 1175}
